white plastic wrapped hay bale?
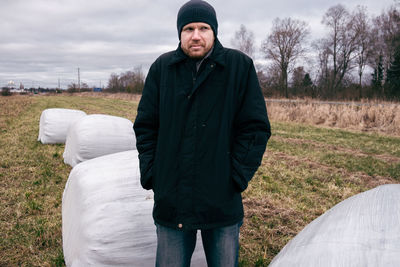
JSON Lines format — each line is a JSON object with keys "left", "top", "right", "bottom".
{"left": 38, "top": 108, "right": 87, "bottom": 144}
{"left": 62, "top": 150, "right": 207, "bottom": 267}
{"left": 63, "top": 114, "right": 136, "bottom": 167}
{"left": 269, "top": 184, "right": 400, "bottom": 267}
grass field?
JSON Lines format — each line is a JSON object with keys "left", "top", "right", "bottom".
{"left": 0, "top": 94, "right": 399, "bottom": 266}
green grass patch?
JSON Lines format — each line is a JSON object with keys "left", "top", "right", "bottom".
{"left": 269, "top": 137, "right": 400, "bottom": 181}
{"left": 272, "top": 121, "right": 400, "bottom": 157}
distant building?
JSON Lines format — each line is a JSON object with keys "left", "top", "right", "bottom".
{"left": 5, "top": 80, "right": 27, "bottom": 93}
{"left": 93, "top": 87, "right": 102, "bottom": 92}
{"left": 7, "top": 80, "right": 15, "bottom": 89}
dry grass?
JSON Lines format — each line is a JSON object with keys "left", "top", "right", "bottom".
{"left": 0, "top": 95, "right": 34, "bottom": 131}
{"left": 73, "top": 91, "right": 142, "bottom": 102}
{"left": 1, "top": 94, "right": 399, "bottom": 266}
{"left": 266, "top": 99, "right": 400, "bottom": 136}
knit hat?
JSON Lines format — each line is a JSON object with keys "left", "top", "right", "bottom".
{"left": 177, "top": 0, "right": 218, "bottom": 39}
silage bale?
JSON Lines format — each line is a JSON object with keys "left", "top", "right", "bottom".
{"left": 62, "top": 150, "right": 206, "bottom": 267}
{"left": 63, "top": 114, "right": 136, "bottom": 167}
{"left": 269, "top": 184, "right": 400, "bottom": 267}
{"left": 38, "top": 108, "right": 87, "bottom": 144}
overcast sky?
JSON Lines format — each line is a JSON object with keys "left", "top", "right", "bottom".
{"left": 1, "top": 0, "right": 397, "bottom": 89}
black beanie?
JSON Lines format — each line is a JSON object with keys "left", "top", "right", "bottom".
{"left": 177, "top": 0, "right": 218, "bottom": 39}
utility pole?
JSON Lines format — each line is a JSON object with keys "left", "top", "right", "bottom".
{"left": 58, "top": 78, "right": 60, "bottom": 90}
{"left": 78, "top": 67, "right": 81, "bottom": 92}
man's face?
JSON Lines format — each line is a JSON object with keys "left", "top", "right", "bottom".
{"left": 180, "top": 22, "right": 215, "bottom": 59}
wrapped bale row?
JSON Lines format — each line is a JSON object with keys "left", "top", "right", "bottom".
{"left": 38, "top": 108, "right": 206, "bottom": 266}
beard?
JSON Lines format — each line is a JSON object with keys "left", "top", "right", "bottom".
{"left": 181, "top": 42, "right": 212, "bottom": 59}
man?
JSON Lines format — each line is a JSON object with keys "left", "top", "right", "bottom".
{"left": 133, "top": 0, "right": 271, "bottom": 266}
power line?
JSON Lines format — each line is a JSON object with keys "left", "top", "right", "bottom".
{"left": 78, "top": 67, "right": 81, "bottom": 92}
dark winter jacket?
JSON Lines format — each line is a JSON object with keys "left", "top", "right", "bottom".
{"left": 133, "top": 39, "right": 271, "bottom": 230}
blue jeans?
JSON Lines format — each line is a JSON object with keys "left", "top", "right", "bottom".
{"left": 155, "top": 221, "right": 242, "bottom": 267}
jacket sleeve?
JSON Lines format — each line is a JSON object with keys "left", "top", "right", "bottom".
{"left": 231, "top": 60, "right": 271, "bottom": 192}
{"left": 133, "top": 62, "right": 160, "bottom": 190}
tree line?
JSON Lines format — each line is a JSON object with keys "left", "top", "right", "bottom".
{"left": 100, "top": 2, "right": 399, "bottom": 101}
{"left": 233, "top": 3, "right": 400, "bottom": 100}
{"left": 66, "top": 67, "right": 145, "bottom": 94}
{"left": 105, "top": 66, "right": 145, "bottom": 94}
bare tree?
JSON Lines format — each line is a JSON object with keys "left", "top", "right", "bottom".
{"left": 128, "top": 66, "right": 145, "bottom": 93}
{"left": 313, "top": 38, "right": 331, "bottom": 96}
{"left": 257, "top": 64, "right": 282, "bottom": 97}
{"left": 353, "top": 5, "right": 373, "bottom": 97}
{"left": 372, "top": 7, "right": 400, "bottom": 86}
{"left": 322, "top": 4, "right": 360, "bottom": 96}
{"left": 322, "top": 4, "right": 348, "bottom": 93}
{"left": 291, "top": 66, "right": 305, "bottom": 96}
{"left": 80, "top": 82, "right": 90, "bottom": 91}
{"left": 261, "top": 17, "right": 309, "bottom": 98}
{"left": 231, "top": 24, "right": 255, "bottom": 58}
{"left": 107, "top": 73, "right": 121, "bottom": 92}
{"left": 106, "top": 66, "right": 145, "bottom": 94}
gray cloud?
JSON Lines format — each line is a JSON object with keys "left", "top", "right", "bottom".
{"left": 0, "top": 0, "right": 395, "bottom": 88}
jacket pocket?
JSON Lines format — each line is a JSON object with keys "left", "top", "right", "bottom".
{"left": 231, "top": 134, "right": 266, "bottom": 192}
{"left": 140, "top": 168, "right": 153, "bottom": 190}
{"left": 138, "top": 154, "right": 154, "bottom": 190}
{"left": 243, "top": 134, "right": 266, "bottom": 167}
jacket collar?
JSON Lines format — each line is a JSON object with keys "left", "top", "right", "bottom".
{"left": 168, "top": 38, "right": 226, "bottom": 67}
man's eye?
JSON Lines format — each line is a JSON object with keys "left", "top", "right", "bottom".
{"left": 184, "top": 27, "right": 194, "bottom": 31}
{"left": 200, "top": 27, "right": 209, "bottom": 30}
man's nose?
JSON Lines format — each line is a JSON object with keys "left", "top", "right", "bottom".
{"left": 192, "top": 29, "right": 201, "bottom": 40}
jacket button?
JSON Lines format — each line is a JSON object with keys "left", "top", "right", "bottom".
{"left": 210, "top": 64, "right": 214, "bottom": 68}
{"left": 178, "top": 223, "right": 183, "bottom": 228}
{"left": 187, "top": 95, "right": 191, "bottom": 99}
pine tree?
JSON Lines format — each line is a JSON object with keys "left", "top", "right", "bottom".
{"left": 302, "top": 73, "right": 313, "bottom": 87}
{"left": 386, "top": 45, "right": 400, "bottom": 98}
{"left": 302, "top": 73, "right": 314, "bottom": 98}
{"left": 385, "top": 8, "right": 400, "bottom": 98}
{"left": 371, "top": 54, "right": 383, "bottom": 91}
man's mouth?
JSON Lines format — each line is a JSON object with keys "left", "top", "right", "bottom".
{"left": 190, "top": 44, "right": 203, "bottom": 49}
